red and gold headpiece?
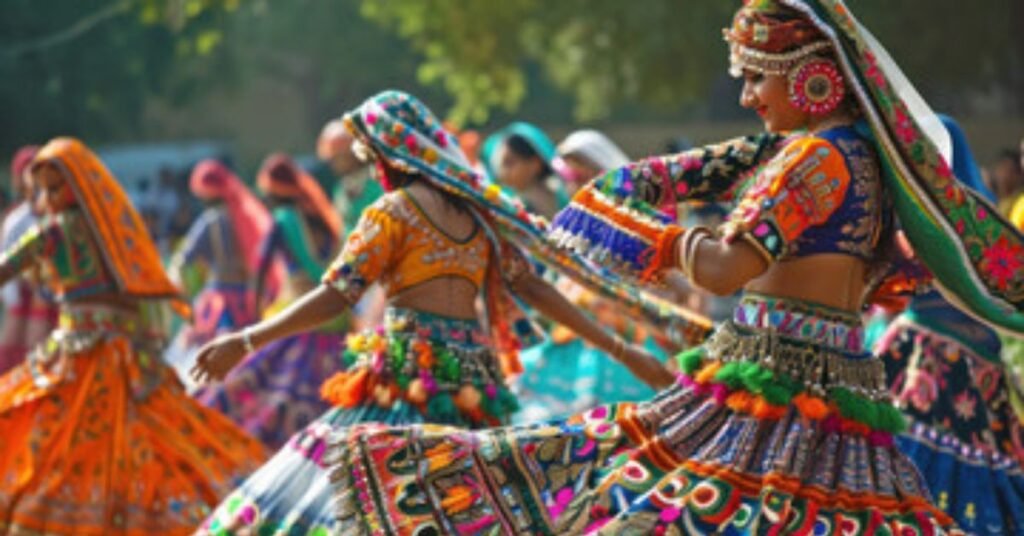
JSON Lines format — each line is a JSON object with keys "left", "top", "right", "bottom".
{"left": 723, "top": 0, "right": 829, "bottom": 77}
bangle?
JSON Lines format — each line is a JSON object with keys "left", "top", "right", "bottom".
{"left": 679, "top": 226, "right": 713, "bottom": 281}
{"left": 241, "top": 327, "right": 256, "bottom": 354}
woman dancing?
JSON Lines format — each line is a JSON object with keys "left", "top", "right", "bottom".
{"left": 0, "top": 138, "right": 265, "bottom": 535}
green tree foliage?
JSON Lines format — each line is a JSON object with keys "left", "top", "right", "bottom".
{"left": 0, "top": 0, "right": 237, "bottom": 156}
{"left": 361, "top": 0, "right": 1021, "bottom": 123}
{"left": 215, "top": 0, "right": 444, "bottom": 135}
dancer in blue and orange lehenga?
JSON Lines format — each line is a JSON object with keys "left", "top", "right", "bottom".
{"left": 875, "top": 115, "right": 1024, "bottom": 534}
{"left": 199, "top": 1, "right": 1024, "bottom": 533}
{"left": 193, "top": 154, "right": 348, "bottom": 449}
{"left": 193, "top": 99, "right": 675, "bottom": 534}
{"left": 0, "top": 138, "right": 266, "bottom": 535}
{"left": 164, "top": 159, "right": 273, "bottom": 391}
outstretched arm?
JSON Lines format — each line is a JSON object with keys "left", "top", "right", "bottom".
{"left": 193, "top": 193, "right": 405, "bottom": 384}
{"left": 0, "top": 217, "right": 55, "bottom": 290}
{"left": 191, "top": 284, "right": 351, "bottom": 383}
{"left": 508, "top": 266, "right": 675, "bottom": 390}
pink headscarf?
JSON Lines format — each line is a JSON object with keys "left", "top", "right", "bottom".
{"left": 189, "top": 159, "right": 272, "bottom": 276}
{"left": 11, "top": 145, "right": 39, "bottom": 194}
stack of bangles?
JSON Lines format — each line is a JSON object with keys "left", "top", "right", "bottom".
{"left": 675, "top": 226, "right": 715, "bottom": 282}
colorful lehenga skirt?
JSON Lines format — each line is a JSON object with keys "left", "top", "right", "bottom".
{"left": 200, "top": 307, "right": 515, "bottom": 534}
{"left": 320, "top": 294, "right": 959, "bottom": 535}
{"left": 0, "top": 303, "right": 266, "bottom": 535}
{"left": 165, "top": 282, "right": 259, "bottom": 392}
{"left": 0, "top": 281, "right": 58, "bottom": 375}
{"left": 877, "top": 297, "right": 1024, "bottom": 535}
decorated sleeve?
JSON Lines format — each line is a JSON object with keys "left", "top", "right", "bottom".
{"left": 720, "top": 136, "right": 852, "bottom": 263}
{"left": 0, "top": 214, "right": 63, "bottom": 284}
{"left": 591, "top": 132, "right": 784, "bottom": 209}
{"left": 321, "top": 194, "right": 406, "bottom": 303}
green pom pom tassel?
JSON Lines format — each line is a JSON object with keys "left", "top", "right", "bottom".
{"left": 676, "top": 347, "right": 705, "bottom": 375}
{"left": 496, "top": 387, "right": 520, "bottom": 416}
{"left": 760, "top": 382, "right": 795, "bottom": 406}
{"left": 426, "top": 393, "right": 458, "bottom": 422}
{"left": 876, "top": 403, "right": 907, "bottom": 433}
{"left": 713, "top": 362, "right": 745, "bottom": 389}
{"left": 738, "top": 363, "right": 773, "bottom": 394}
{"left": 341, "top": 349, "right": 360, "bottom": 368}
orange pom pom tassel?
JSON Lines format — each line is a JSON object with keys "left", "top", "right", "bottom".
{"left": 792, "top": 393, "right": 830, "bottom": 420}
{"left": 320, "top": 368, "right": 371, "bottom": 408}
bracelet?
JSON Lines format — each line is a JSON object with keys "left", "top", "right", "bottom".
{"left": 241, "top": 327, "right": 256, "bottom": 354}
{"left": 679, "top": 226, "right": 714, "bottom": 281}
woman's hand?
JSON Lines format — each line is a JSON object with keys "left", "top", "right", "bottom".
{"left": 616, "top": 342, "right": 676, "bottom": 390}
{"left": 190, "top": 332, "right": 249, "bottom": 385}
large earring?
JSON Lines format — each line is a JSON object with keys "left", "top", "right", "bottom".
{"left": 788, "top": 57, "right": 845, "bottom": 116}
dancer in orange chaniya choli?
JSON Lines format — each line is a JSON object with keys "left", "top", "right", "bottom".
{"left": 0, "top": 138, "right": 266, "bottom": 535}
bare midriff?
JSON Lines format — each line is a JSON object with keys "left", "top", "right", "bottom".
{"left": 744, "top": 253, "right": 868, "bottom": 312}
{"left": 388, "top": 276, "right": 480, "bottom": 320}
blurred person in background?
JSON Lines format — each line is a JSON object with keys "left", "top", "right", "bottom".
{"left": 483, "top": 121, "right": 569, "bottom": 219}
{"left": 164, "top": 160, "right": 274, "bottom": 391}
{"left": 514, "top": 128, "right": 681, "bottom": 422}
{"left": 991, "top": 147, "right": 1024, "bottom": 216}
{"left": 873, "top": 115, "right": 1024, "bottom": 532}
{"left": 318, "top": 118, "right": 387, "bottom": 331}
{"left": 0, "top": 146, "right": 57, "bottom": 375}
{"left": 191, "top": 153, "right": 348, "bottom": 449}
{"left": 317, "top": 118, "right": 384, "bottom": 237}
{"left": 0, "top": 138, "right": 264, "bottom": 534}
{"left": 552, "top": 128, "right": 630, "bottom": 195}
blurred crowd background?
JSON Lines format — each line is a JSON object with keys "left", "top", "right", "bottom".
{"left": 2, "top": 0, "right": 1022, "bottom": 256}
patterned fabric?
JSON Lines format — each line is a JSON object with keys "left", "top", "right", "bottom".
{"left": 322, "top": 296, "right": 960, "bottom": 535}
{"left": 194, "top": 328, "right": 346, "bottom": 449}
{"left": 0, "top": 210, "right": 118, "bottom": 301}
{"left": 199, "top": 308, "right": 505, "bottom": 534}
{"left": 0, "top": 304, "right": 266, "bottom": 535}
{"left": 31, "top": 138, "right": 185, "bottom": 306}
{"left": 876, "top": 297, "right": 1024, "bottom": 534}
{"left": 723, "top": 126, "right": 883, "bottom": 262}
{"left": 898, "top": 424, "right": 1024, "bottom": 535}
{"left": 344, "top": 90, "right": 711, "bottom": 362}
{"left": 200, "top": 403, "right": 425, "bottom": 535}
{"left": 788, "top": 0, "right": 1024, "bottom": 334}
{"left": 320, "top": 307, "right": 516, "bottom": 427}
{"left": 322, "top": 190, "right": 490, "bottom": 303}
{"left": 548, "top": 133, "right": 784, "bottom": 275}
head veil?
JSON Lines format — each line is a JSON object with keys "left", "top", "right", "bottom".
{"left": 32, "top": 138, "right": 189, "bottom": 316}
{"left": 190, "top": 159, "right": 273, "bottom": 277}
{"left": 775, "top": 0, "right": 1024, "bottom": 335}
{"left": 342, "top": 91, "right": 710, "bottom": 364}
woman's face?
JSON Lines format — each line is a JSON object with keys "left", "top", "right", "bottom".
{"left": 739, "top": 70, "right": 809, "bottom": 133}
{"left": 497, "top": 143, "right": 543, "bottom": 192}
{"left": 32, "top": 162, "right": 77, "bottom": 214}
